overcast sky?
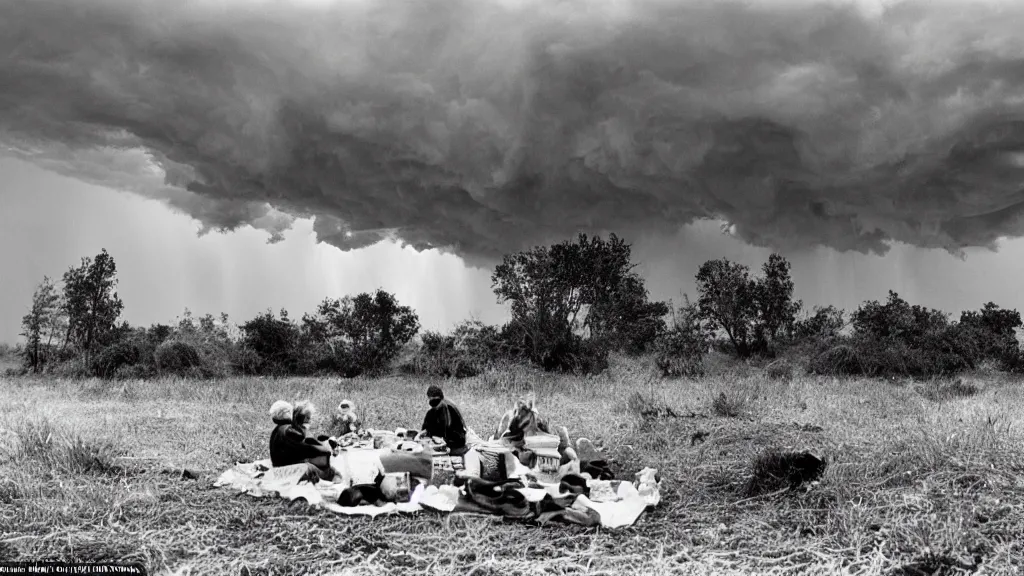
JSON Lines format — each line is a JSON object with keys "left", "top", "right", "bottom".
{"left": 3, "top": 0, "right": 1024, "bottom": 342}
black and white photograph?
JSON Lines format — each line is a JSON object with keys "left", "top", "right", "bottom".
{"left": 1, "top": 0, "right": 1022, "bottom": 574}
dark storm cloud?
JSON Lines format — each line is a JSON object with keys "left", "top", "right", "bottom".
{"left": 3, "top": 0, "right": 1024, "bottom": 261}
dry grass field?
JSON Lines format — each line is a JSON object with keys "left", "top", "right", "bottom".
{"left": 1, "top": 356, "right": 1022, "bottom": 575}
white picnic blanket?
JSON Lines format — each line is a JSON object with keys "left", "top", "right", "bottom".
{"left": 213, "top": 458, "right": 424, "bottom": 517}
{"left": 214, "top": 459, "right": 662, "bottom": 528}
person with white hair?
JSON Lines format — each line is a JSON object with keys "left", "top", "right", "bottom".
{"left": 268, "top": 400, "right": 294, "bottom": 461}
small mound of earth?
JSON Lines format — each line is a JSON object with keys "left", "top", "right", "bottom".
{"left": 744, "top": 450, "right": 827, "bottom": 496}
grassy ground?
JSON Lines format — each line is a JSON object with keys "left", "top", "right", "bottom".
{"left": 0, "top": 357, "right": 1022, "bottom": 575}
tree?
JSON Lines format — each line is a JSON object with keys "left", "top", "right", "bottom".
{"left": 960, "top": 302, "right": 1022, "bottom": 339}
{"left": 695, "top": 258, "right": 756, "bottom": 356}
{"left": 345, "top": 290, "right": 420, "bottom": 374}
{"left": 590, "top": 274, "right": 671, "bottom": 355}
{"left": 794, "top": 305, "right": 846, "bottom": 341}
{"left": 19, "top": 276, "right": 65, "bottom": 372}
{"left": 301, "top": 289, "right": 420, "bottom": 376}
{"left": 958, "top": 302, "right": 1022, "bottom": 360}
{"left": 695, "top": 253, "right": 802, "bottom": 356}
{"left": 61, "top": 249, "right": 124, "bottom": 359}
{"left": 240, "top": 309, "right": 302, "bottom": 375}
{"left": 491, "top": 233, "right": 668, "bottom": 369}
{"left": 751, "top": 254, "right": 802, "bottom": 351}
{"left": 851, "top": 291, "right": 949, "bottom": 344}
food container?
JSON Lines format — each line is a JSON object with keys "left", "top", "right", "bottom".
{"left": 370, "top": 430, "right": 398, "bottom": 449}
{"left": 430, "top": 454, "right": 465, "bottom": 487}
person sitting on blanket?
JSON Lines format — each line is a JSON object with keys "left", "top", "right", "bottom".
{"left": 268, "top": 400, "right": 335, "bottom": 480}
{"left": 494, "top": 396, "right": 578, "bottom": 467}
{"left": 330, "top": 398, "right": 363, "bottom": 437}
{"left": 415, "top": 384, "right": 469, "bottom": 456}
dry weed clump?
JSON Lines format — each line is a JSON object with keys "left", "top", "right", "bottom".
{"left": 711, "top": 391, "right": 748, "bottom": 418}
{"left": 626, "top": 390, "right": 679, "bottom": 421}
{"left": 916, "top": 377, "right": 981, "bottom": 402}
{"left": 0, "top": 476, "right": 21, "bottom": 503}
{"left": 8, "top": 418, "right": 126, "bottom": 476}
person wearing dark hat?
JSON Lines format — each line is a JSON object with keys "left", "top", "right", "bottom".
{"left": 416, "top": 384, "right": 468, "bottom": 456}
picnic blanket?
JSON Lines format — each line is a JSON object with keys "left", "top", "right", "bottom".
{"left": 214, "top": 454, "right": 662, "bottom": 528}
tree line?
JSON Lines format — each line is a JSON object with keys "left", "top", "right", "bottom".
{"left": 12, "top": 235, "right": 1024, "bottom": 381}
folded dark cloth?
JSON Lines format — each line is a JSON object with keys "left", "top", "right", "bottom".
{"left": 558, "top": 474, "right": 590, "bottom": 496}
{"left": 535, "top": 501, "right": 601, "bottom": 526}
{"left": 531, "top": 493, "right": 601, "bottom": 527}
{"left": 581, "top": 460, "right": 615, "bottom": 481}
{"left": 454, "top": 478, "right": 531, "bottom": 518}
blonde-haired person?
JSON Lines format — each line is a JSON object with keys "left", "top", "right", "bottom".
{"left": 268, "top": 400, "right": 334, "bottom": 480}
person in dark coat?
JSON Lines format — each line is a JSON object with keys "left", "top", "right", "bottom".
{"left": 268, "top": 400, "right": 334, "bottom": 479}
{"left": 416, "top": 385, "right": 468, "bottom": 455}
{"left": 268, "top": 400, "right": 295, "bottom": 458}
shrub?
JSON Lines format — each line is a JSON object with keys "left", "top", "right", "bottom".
{"left": 805, "top": 293, "right": 993, "bottom": 379}
{"left": 807, "top": 341, "right": 862, "bottom": 376}
{"left": 765, "top": 360, "right": 794, "bottom": 381}
{"left": 654, "top": 331, "right": 706, "bottom": 378}
{"left": 808, "top": 332, "right": 981, "bottom": 379}
{"left": 293, "top": 339, "right": 351, "bottom": 377}
{"left": 90, "top": 341, "right": 143, "bottom": 378}
{"left": 48, "top": 356, "right": 92, "bottom": 379}
{"left": 539, "top": 335, "right": 609, "bottom": 375}
{"left": 240, "top": 310, "right": 302, "bottom": 376}
{"left": 112, "top": 363, "right": 152, "bottom": 380}
{"left": 793, "top": 305, "right": 846, "bottom": 342}
{"left": 230, "top": 345, "right": 262, "bottom": 376}
{"left": 654, "top": 300, "right": 708, "bottom": 378}
{"left": 154, "top": 340, "right": 203, "bottom": 376}
{"left": 404, "top": 331, "right": 479, "bottom": 378}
